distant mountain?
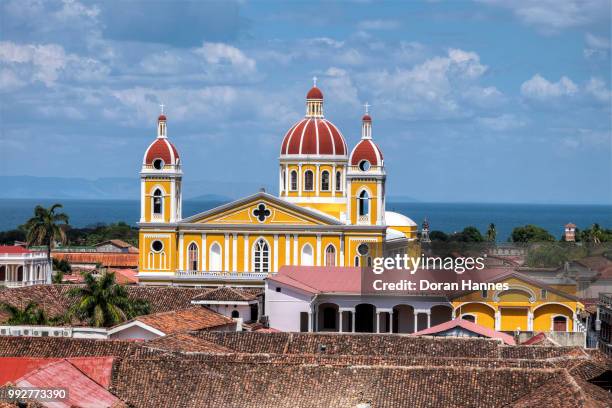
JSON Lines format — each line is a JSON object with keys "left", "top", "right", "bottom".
{"left": 0, "top": 176, "right": 274, "bottom": 201}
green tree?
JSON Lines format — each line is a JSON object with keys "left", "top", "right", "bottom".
{"left": 450, "top": 226, "right": 484, "bottom": 242}
{"left": 0, "top": 301, "right": 49, "bottom": 325}
{"left": 511, "top": 225, "right": 555, "bottom": 243}
{"left": 67, "top": 272, "right": 150, "bottom": 327}
{"left": 53, "top": 258, "right": 72, "bottom": 274}
{"left": 52, "top": 270, "right": 64, "bottom": 284}
{"left": 486, "top": 223, "right": 497, "bottom": 242}
{"left": 23, "top": 204, "right": 69, "bottom": 264}
{"left": 429, "top": 230, "right": 449, "bottom": 242}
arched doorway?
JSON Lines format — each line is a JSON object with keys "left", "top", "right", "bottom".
{"left": 0, "top": 265, "right": 5, "bottom": 281}
{"left": 431, "top": 305, "right": 453, "bottom": 327}
{"left": 392, "top": 305, "right": 415, "bottom": 333}
{"left": 16, "top": 266, "right": 23, "bottom": 282}
{"left": 317, "top": 303, "right": 339, "bottom": 332}
{"left": 355, "top": 303, "right": 375, "bottom": 333}
{"left": 553, "top": 316, "right": 567, "bottom": 332}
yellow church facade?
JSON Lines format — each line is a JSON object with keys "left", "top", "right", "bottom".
{"left": 451, "top": 273, "right": 584, "bottom": 333}
{"left": 137, "top": 85, "right": 417, "bottom": 286}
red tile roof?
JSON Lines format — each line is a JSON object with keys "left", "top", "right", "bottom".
{"left": 191, "top": 286, "right": 259, "bottom": 302}
{"left": 0, "top": 357, "right": 114, "bottom": 389}
{"left": 131, "top": 306, "right": 235, "bottom": 335}
{"left": 412, "top": 318, "right": 516, "bottom": 345}
{"left": 268, "top": 266, "right": 362, "bottom": 294}
{"left": 0, "top": 245, "right": 32, "bottom": 254}
{"left": 52, "top": 252, "right": 138, "bottom": 268}
{"left": 111, "top": 268, "right": 139, "bottom": 284}
{"left": 10, "top": 359, "right": 123, "bottom": 407}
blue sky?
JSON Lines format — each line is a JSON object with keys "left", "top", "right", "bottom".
{"left": 0, "top": 0, "right": 610, "bottom": 204}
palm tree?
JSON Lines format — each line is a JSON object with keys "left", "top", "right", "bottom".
{"left": 67, "top": 272, "right": 149, "bottom": 327}
{"left": 23, "top": 204, "right": 69, "bottom": 266}
{"left": 0, "top": 301, "right": 48, "bottom": 325}
{"left": 486, "top": 223, "right": 497, "bottom": 242}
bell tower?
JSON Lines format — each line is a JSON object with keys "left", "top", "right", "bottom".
{"left": 347, "top": 105, "right": 386, "bottom": 226}
{"left": 140, "top": 108, "right": 182, "bottom": 223}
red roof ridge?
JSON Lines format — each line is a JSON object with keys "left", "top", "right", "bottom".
{"left": 412, "top": 318, "right": 516, "bottom": 345}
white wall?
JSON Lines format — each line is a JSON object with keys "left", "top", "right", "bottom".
{"left": 265, "top": 281, "right": 312, "bottom": 332}
{"left": 108, "top": 325, "right": 161, "bottom": 340}
{"left": 206, "top": 304, "right": 253, "bottom": 321}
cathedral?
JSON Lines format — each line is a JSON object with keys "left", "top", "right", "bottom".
{"left": 137, "top": 83, "right": 417, "bottom": 285}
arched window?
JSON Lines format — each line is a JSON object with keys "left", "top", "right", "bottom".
{"left": 461, "top": 314, "right": 476, "bottom": 323}
{"left": 358, "top": 190, "right": 369, "bottom": 216}
{"left": 0, "top": 265, "right": 5, "bottom": 281}
{"left": 304, "top": 170, "right": 314, "bottom": 191}
{"left": 301, "top": 244, "right": 314, "bottom": 266}
{"left": 553, "top": 316, "right": 567, "bottom": 332}
{"left": 17, "top": 266, "right": 23, "bottom": 282}
{"left": 335, "top": 171, "right": 342, "bottom": 191}
{"left": 354, "top": 256, "right": 360, "bottom": 266}
{"left": 36, "top": 265, "right": 42, "bottom": 281}
{"left": 325, "top": 245, "right": 336, "bottom": 266}
{"left": 321, "top": 171, "right": 330, "bottom": 191}
{"left": 253, "top": 239, "right": 270, "bottom": 272}
{"left": 152, "top": 189, "right": 163, "bottom": 215}
{"left": 231, "top": 310, "right": 240, "bottom": 318}
{"left": 282, "top": 170, "right": 287, "bottom": 192}
{"left": 290, "top": 170, "right": 298, "bottom": 191}
{"left": 188, "top": 242, "right": 198, "bottom": 271}
{"left": 209, "top": 243, "right": 222, "bottom": 271}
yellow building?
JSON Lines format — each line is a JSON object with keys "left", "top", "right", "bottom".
{"left": 451, "top": 272, "right": 584, "bottom": 333}
{"left": 137, "top": 85, "right": 418, "bottom": 285}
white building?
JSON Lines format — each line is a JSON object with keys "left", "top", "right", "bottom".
{"left": 0, "top": 246, "right": 51, "bottom": 287}
{"left": 265, "top": 266, "right": 452, "bottom": 333}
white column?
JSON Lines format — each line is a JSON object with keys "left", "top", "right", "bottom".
{"left": 426, "top": 310, "right": 431, "bottom": 329}
{"left": 285, "top": 163, "right": 289, "bottom": 195}
{"left": 389, "top": 309, "right": 394, "bottom": 333}
{"left": 243, "top": 234, "right": 249, "bottom": 272}
{"left": 232, "top": 234, "right": 238, "bottom": 272}
{"left": 340, "top": 237, "right": 345, "bottom": 267}
{"left": 293, "top": 235, "right": 298, "bottom": 265}
{"left": 376, "top": 311, "right": 381, "bottom": 333}
{"left": 308, "top": 311, "right": 313, "bottom": 333}
{"left": 201, "top": 233, "right": 207, "bottom": 271}
{"left": 316, "top": 234, "right": 321, "bottom": 266}
{"left": 224, "top": 234, "right": 230, "bottom": 271}
{"left": 414, "top": 313, "right": 419, "bottom": 333}
{"left": 527, "top": 309, "right": 533, "bottom": 331}
{"left": 494, "top": 310, "right": 501, "bottom": 331}
{"left": 298, "top": 164, "right": 303, "bottom": 196}
{"left": 273, "top": 234, "right": 279, "bottom": 272}
{"left": 332, "top": 164, "right": 336, "bottom": 195}
{"left": 278, "top": 165, "right": 283, "bottom": 195}
{"left": 572, "top": 312, "right": 577, "bottom": 333}
{"left": 178, "top": 232, "right": 184, "bottom": 271}
{"left": 315, "top": 164, "right": 320, "bottom": 194}
{"left": 338, "top": 310, "right": 343, "bottom": 333}
{"left": 170, "top": 180, "right": 176, "bottom": 222}
{"left": 346, "top": 179, "right": 352, "bottom": 225}
{"left": 351, "top": 309, "right": 356, "bottom": 333}
{"left": 285, "top": 234, "right": 290, "bottom": 265}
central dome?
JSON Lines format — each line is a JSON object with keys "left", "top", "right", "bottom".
{"left": 280, "top": 85, "right": 347, "bottom": 157}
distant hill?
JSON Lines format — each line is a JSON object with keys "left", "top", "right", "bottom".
{"left": 0, "top": 176, "right": 273, "bottom": 201}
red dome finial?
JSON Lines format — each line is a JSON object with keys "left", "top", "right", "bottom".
{"left": 362, "top": 102, "right": 371, "bottom": 122}
{"left": 306, "top": 76, "right": 323, "bottom": 99}
{"left": 158, "top": 103, "right": 166, "bottom": 121}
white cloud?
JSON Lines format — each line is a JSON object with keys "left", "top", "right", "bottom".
{"left": 477, "top": 0, "right": 609, "bottom": 33}
{"left": 0, "top": 68, "right": 25, "bottom": 91}
{"left": 360, "top": 48, "right": 492, "bottom": 119}
{"left": 584, "top": 33, "right": 610, "bottom": 59}
{"left": 323, "top": 67, "right": 360, "bottom": 108}
{"left": 585, "top": 77, "right": 611, "bottom": 103}
{"left": 0, "top": 41, "right": 109, "bottom": 86}
{"left": 357, "top": 19, "right": 400, "bottom": 30}
{"left": 477, "top": 114, "right": 526, "bottom": 131}
{"left": 520, "top": 74, "right": 578, "bottom": 100}
{"left": 194, "top": 42, "right": 256, "bottom": 73}
{"left": 54, "top": 0, "right": 100, "bottom": 20}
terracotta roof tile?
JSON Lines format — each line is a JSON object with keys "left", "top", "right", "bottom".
{"left": 132, "top": 306, "right": 234, "bottom": 334}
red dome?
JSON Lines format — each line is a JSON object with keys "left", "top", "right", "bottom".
{"left": 362, "top": 114, "right": 372, "bottom": 122}
{"left": 158, "top": 114, "right": 167, "bottom": 121}
{"left": 306, "top": 86, "right": 323, "bottom": 99}
{"left": 144, "top": 138, "right": 180, "bottom": 165}
{"left": 280, "top": 118, "right": 347, "bottom": 156}
{"left": 350, "top": 139, "right": 383, "bottom": 166}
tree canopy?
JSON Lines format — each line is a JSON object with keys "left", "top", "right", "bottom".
{"left": 511, "top": 225, "right": 556, "bottom": 243}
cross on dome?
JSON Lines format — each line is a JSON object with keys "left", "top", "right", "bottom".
{"left": 159, "top": 103, "right": 165, "bottom": 115}
{"left": 364, "top": 102, "right": 370, "bottom": 114}
{"left": 312, "top": 76, "right": 317, "bottom": 87}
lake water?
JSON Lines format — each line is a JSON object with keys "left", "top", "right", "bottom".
{"left": 1, "top": 198, "right": 610, "bottom": 241}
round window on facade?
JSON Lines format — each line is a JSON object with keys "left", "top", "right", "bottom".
{"left": 358, "top": 160, "right": 371, "bottom": 171}
{"left": 151, "top": 240, "right": 164, "bottom": 252}
{"left": 153, "top": 158, "right": 165, "bottom": 170}
{"left": 357, "top": 243, "right": 369, "bottom": 256}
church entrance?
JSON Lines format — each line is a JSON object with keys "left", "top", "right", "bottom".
{"left": 355, "top": 303, "right": 375, "bottom": 333}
